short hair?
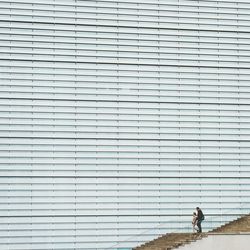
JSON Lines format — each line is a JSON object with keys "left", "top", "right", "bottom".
{"left": 196, "top": 207, "right": 199, "bottom": 210}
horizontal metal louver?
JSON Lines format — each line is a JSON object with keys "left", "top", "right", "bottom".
{"left": 0, "top": 0, "right": 250, "bottom": 249}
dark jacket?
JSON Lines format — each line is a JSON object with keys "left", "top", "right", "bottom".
{"left": 197, "top": 209, "right": 204, "bottom": 221}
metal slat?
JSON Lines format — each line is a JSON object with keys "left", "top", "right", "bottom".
{"left": 1, "top": 10, "right": 250, "bottom": 25}
{"left": 0, "top": 2, "right": 250, "bottom": 16}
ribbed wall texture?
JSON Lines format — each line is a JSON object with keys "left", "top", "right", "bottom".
{"left": 0, "top": 0, "right": 250, "bottom": 249}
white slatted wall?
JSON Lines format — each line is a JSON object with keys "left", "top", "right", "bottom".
{"left": 0, "top": 0, "right": 250, "bottom": 249}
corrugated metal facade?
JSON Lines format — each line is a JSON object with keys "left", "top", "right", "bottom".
{"left": 0, "top": 0, "right": 250, "bottom": 249}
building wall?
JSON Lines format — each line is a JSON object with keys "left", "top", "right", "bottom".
{"left": 0, "top": 0, "right": 250, "bottom": 249}
{"left": 178, "top": 234, "right": 250, "bottom": 250}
